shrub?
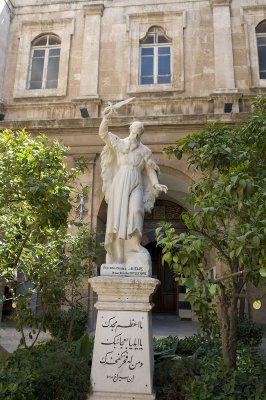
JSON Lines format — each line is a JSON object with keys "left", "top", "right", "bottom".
{"left": 155, "top": 358, "right": 199, "bottom": 400}
{"left": 47, "top": 308, "right": 88, "bottom": 341}
{"left": 0, "top": 340, "right": 91, "bottom": 400}
{"left": 35, "top": 351, "right": 91, "bottom": 400}
{"left": 153, "top": 334, "right": 208, "bottom": 358}
{"left": 237, "top": 318, "right": 263, "bottom": 347}
{"left": 153, "top": 336, "right": 178, "bottom": 352}
{"left": 0, "top": 349, "right": 38, "bottom": 400}
{"left": 175, "top": 334, "right": 206, "bottom": 356}
{"left": 186, "top": 346, "right": 266, "bottom": 400}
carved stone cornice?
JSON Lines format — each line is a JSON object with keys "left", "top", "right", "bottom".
{"left": 210, "top": 0, "right": 231, "bottom": 7}
{"left": 83, "top": 4, "right": 104, "bottom": 17}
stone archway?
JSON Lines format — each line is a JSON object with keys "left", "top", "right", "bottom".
{"left": 142, "top": 199, "right": 187, "bottom": 315}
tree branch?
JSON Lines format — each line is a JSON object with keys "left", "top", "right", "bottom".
{"left": 191, "top": 227, "right": 231, "bottom": 265}
{"left": 13, "top": 231, "right": 31, "bottom": 268}
{"left": 213, "top": 266, "right": 261, "bottom": 284}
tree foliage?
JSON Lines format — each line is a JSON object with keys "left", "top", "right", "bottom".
{"left": 0, "top": 130, "right": 96, "bottom": 347}
{"left": 157, "top": 97, "right": 266, "bottom": 367}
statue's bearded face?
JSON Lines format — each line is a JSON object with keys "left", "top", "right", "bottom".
{"left": 129, "top": 121, "right": 144, "bottom": 142}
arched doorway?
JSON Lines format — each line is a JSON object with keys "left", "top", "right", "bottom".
{"left": 142, "top": 199, "right": 187, "bottom": 315}
{"left": 146, "top": 241, "right": 178, "bottom": 313}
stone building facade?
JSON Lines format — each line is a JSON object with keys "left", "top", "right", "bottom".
{"left": 0, "top": 0, "right": 265, "bottom": 324}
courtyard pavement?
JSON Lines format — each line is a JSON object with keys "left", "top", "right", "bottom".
{"left": 0, "top": 315, "right": 265, "bottom": 355}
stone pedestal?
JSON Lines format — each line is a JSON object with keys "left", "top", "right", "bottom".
{"left": 89, "top": 276, "right": 160, "bottom": 400}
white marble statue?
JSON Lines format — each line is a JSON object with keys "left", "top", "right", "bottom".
{"left": 99, "top": 103, "right": 168, "bottom": 268}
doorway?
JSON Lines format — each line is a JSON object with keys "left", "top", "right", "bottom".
{"left": 146, "top": 241, "right": 178, "bottom": 314}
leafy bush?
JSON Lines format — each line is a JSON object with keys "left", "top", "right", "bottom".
{"left": 0, "top": 348, "right": 39, "bottom": 400}
{"left": 153, "top": 336, "right": 178, "bottom": 352}
{"left": 153, "top": 334, "right": 207, "bottom": 358}
{"left": 0, "top": 340, "right": 91, "bottom": 400}
{"left": 175, "top": 334, "right": 206, "bottom": 356}
{"left": 35, "top": 351, "right": 91, "bottom": 400}
{"left": 237, "top": 318, "right": 263, "bottom": 347}
{"left": 187, "top": 345, "right": 266, "bottom": 400}
{"left": 155, "top": 358, "right": 199, "bottom": 400}
{"left": 47, "top": 308, "right": 88, "bottom": 341}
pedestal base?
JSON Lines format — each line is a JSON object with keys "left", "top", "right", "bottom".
{"left": 89, "top": 276, "right": 159, "bottom": 400}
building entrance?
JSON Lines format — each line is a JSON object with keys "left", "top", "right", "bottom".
{"left": 146, "top": 241, "right": 177, "bottom": 314}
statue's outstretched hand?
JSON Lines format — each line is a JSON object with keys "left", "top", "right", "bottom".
{"left": 103, "top": 103, "right": 116, "bottom": 120}
{"left": 154, "top": 183, "right": 168, "bottom": 194}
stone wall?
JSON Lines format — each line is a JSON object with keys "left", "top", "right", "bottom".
{"left": 1, "top": 0, "right": 265, "bottom": 122}
{"left": 0, "top": 0, "right": 12, "bottom": 107}
{"left": 0, "top": 0, "right": 265, "bottom": 325}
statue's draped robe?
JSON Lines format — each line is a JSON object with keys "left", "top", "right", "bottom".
{"left": 100, "top": 130, "right": 160, "bottom": 255}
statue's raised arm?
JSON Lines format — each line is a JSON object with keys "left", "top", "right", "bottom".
{"left": 99, "top": 100, "right": 168, "bottom": 276}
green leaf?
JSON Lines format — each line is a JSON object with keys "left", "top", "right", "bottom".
{"left": 162, "top": 252, "right": 172, "bottom": 265}
{"left": 209, "top": 284, "right": 217, "bottom": 296}
{"left": 259, "top": 268, "right": 266, "bottom": 278}
{"left": 252, "top": 236, "right": 260, "bottom": 249}
{"left": 185, "top": 277, "right": 195, "bottom": 289}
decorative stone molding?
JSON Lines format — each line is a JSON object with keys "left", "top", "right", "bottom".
{"left": 127, "top": 10, "right": 186, "bottom": 94}
{"left": 83, "top": 4, "right": 104, "bottom": 17}
{"left": 90, "top": 276, "right": 159, "bottom": 311}
{"left": 210, "top": 0, "right": 231, "bottom": 7}
{"left": 241, "top": 6, "right": 266, "bottom": 88}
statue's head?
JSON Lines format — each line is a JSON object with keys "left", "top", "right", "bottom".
{"left": 129, "top": 121, "right": 144, "bottom": 142}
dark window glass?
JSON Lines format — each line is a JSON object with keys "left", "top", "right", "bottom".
{"left": 48, "top": 36, "right": 61, "bottom": 45}
{"left": 258, "top": 46, "right": 266, "bottom": 75}
{"left": 140, "top": 76, "right": 154, "bottom": 85}
{"left": 46, "top": 80, "right": 58, "bottom": 89}
{"left": 257, "top": 36, "right": 266, "bottom": 45}
{"left": 29, "top": 81, "right": 42, "bottom": 89}
{"left": 141, "top": 35, "right": 155, "bottom": 45}
{"left": 158, "top": 46, "right": 171, "bottom": 82}
{"left": 30, "top": 57, "right": 44, "bottom": 82}
{"left": 49, "top": 48, "right": 61, "bottom": 56}
{"left": 33, "top": 49, "right": 45, "bottom": 57}
{"left": 141, "top": 48, "right": 154, "bottom": 56}
{"left": 158, "top": 35, "right": 169, "bottom": 43}
{"left": 158, "top": 75, "right": 171, "bottom": 84}
{"left": 141, "top": 57, "right": 154, "bottom": 76}
{"left": 34, "top": 36, "right": 48, "bottom": 46}
{"left": 260, "top": 71, "right": 266, "bottom": 79}
{"left": 256, "top": 20, "right": 266, "bottom": 34}
{"left": 158, "top": 55, "right": 170, "bottom": 76}
{"left": 46, "top": 56, "right": 60, "bottom": 84}
{"left": 158, "top": 47, "right": 170, "bottom": 55}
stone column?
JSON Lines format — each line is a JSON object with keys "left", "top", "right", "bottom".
{"left": 211, "top": 0, "right": 236, "bottom": 91}
{"left": 89, "top": 276, "right": 159, "bottom": 400}
{"left": 210, "top": 0, "right": 241, "bottom": 113}
{"left": 79, "top": 4, "right": 104, "bottom": 98}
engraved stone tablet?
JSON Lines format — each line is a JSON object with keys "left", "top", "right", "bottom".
{"left": 91, "top": 311, "right": 153, "bottom": 394}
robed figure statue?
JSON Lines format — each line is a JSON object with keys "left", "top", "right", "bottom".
{"left": 99, "top": 104, "right": 167, "bottom": 267}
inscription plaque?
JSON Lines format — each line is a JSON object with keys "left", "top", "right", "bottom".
{"left": 91, "top": 310, "right": 153, "bottom": 394}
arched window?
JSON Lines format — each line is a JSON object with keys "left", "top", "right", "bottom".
{"left": 28, "top": 34, "right": 61, "bottom": 89}
{"left": 139, "top": 26, "right": 172, "bottom": 85}
{"left": 256, "top": 20, "right": 266, "bottom": 79}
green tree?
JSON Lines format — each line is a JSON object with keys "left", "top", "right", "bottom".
{"left": 156, "top": 97, "right": 266, "bottom": 368}
{"left": 0, "top": 129, "right": 96, "bottom": 348}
